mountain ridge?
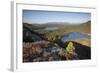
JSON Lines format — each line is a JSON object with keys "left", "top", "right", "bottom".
{"left": 23, "top": 20, "right": 91, "bottom": 28}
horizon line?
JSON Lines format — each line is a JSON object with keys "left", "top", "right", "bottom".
{"left": 23, "top": 20, "right": 91, "bottom": 24}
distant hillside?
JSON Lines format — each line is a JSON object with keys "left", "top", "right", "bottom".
{"left": 23, "top": 23, "right": 47, "bottom": 42}
{"left": 79, "top": 21, "right": 91, "bottom": 34}
{"left": 23, "top": 23, "right": 46, "bottom": 30}
{"left": 42, "top": 22, "right": 72, "bottom": 27}
{"left": 23, "top": 21, "right": 91, "bottom": 39}
{"left": 23, "top": 21, "right": 91, "bottom": 29}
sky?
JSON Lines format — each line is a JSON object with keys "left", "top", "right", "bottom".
{"left": 23, "top": 10, "right": 91, "bottom": 24}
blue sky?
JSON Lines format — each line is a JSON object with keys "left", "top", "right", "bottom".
{"left": 23, "top": 10, "right": 91, "bottom": 24}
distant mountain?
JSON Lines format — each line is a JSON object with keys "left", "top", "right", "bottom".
{"left": 23, "top": 23, "right": 46, "bottom": 30}
{"left": 81, "top": 21, "right": 91, "bottom": 28}
{"left": 79, "top": 21, "right": 91, "bottom": 34}
{"left": 23, "top": 21, "right": 91, "bottom": 28}
{"left": 42, "top": 22, "right": 71, "bottom": 27}
{"left": 23, "top": 20, "right": 91, "bottom": 35}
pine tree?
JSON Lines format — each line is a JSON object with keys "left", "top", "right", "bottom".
{"left": 65, "top": 42, "right": 75, "bottom": 60}
{"left": 66, "top": 42, "right": 75, "bottom": 54}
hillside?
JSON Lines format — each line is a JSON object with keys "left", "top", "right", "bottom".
{"left": 23, "top": 21, "right": 91, "bottom": 42}
{"left": 23, "top": 21, "right": 91, "bottom": 62}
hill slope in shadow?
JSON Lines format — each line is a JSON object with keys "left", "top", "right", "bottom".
{"left": 65, "top": 41, "right": 91, "bottom": 59}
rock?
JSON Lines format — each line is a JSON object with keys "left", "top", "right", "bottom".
{"left": 43, "top": 52, "right": 51, "bottom": 58}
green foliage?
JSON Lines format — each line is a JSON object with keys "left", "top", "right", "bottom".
{"left": 65, "top": 42, "right": 75, "bottom": 54}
